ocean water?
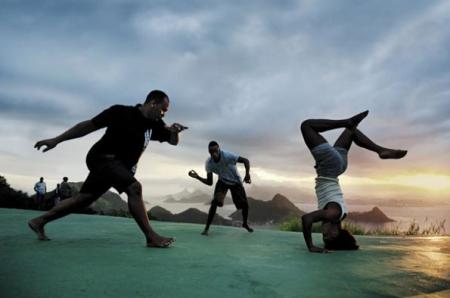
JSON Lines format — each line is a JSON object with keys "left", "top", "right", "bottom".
{"left": 147, "top": 200, "right": 450, "bottom": 233}
{"left": 298, "top": 203, "right": 450, "bottom": 234}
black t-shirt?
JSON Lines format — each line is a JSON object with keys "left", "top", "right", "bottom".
{"left": 86, "top": 104, "right": 171, "bottom": 170}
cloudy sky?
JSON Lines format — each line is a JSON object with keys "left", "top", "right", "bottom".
{"left": 1, "top": 0, "right": 449, "bottom": 204}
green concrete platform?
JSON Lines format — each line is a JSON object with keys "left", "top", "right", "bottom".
{"left": 0, "top": 208, "right": 449, "bottom": 298}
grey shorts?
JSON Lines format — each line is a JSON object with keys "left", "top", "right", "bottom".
{"left": 311, "top": 143, "right": 348, "bottom": 178}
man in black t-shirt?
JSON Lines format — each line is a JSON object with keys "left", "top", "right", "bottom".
{"left": 29, "top": 90, "right": 187, "bottom": 248}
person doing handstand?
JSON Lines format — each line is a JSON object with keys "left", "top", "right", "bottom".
{"left": 300, "top": 111, "right": 407, "bottom": 253}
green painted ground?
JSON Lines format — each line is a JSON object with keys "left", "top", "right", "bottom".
{"left": 0, "top": 208, "right": 449, "bottom": 298}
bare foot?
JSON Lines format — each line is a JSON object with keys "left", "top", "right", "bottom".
{"left": 379, "top": 149, "right": 407, "bottom": 159}
{"left": 146, "top": 235, "right": 175, "bottom": 248}
{"left": 243, "top": 224, "right": 254, "bottom": 233}
{"left": 28, "top": 219, "right": 50, "bottom": 241}
{"left": 348, "top": 110, "right": 369, "bottom": 130}
{"left": 201, "top": 230, "right": 209, "bottom": 236}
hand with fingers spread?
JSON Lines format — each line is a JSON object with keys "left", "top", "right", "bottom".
{"left": 34, "top": 138, "right": 59, "bottom": 152}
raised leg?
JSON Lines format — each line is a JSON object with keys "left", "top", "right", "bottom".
{"left": 333, "top": 128, "right": 355, "bottom": 151}
{"left": 353, "top": 129, "right": 407, "bottom": 159}
{"left": 300, "top": 111, "right": 368, "bottom": 150}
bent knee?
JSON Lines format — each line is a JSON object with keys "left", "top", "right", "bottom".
{"left": 126, "top": 181, "right": 142, "bottom": 196}
{"left": 300, "top": 120, "right": 312, "bottom": 132}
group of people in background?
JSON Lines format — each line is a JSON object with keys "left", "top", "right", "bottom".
{"left": 33, "top": 177, "right": 72, "bottom": 210}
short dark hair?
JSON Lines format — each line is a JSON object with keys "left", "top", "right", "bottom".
{"left": 208, "top": 141, "right": 219, "bottom": 148}
{"left": 324, "top": 229, "right": 359, "bottom": 250}
{"left": 145, "top": 90, "right": 169, "bottom": 105}
{"left": 63, "top": 177, "right": 68, "bottom": 182}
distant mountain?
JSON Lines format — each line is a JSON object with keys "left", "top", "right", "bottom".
{"left": 228, "top": 194, "right": 395, "bottom": 225}
{"left": 0, "top": 176, "right": 130, "bottom": 216}
{"left": 2, "top": 174, "right": 396, "bottom": 225}
{"left": 68, "top": 182, "right": 129, "bottom": 215}
{"left": 347, "top": 207, "right": 395, "bottom": 223}
{"left": 148, "top": 206, "right": 232, "bottom": 226}
{"left": 246, "top": 184, "right": 316, "bottom": 203}
{"left": 230, "top": 193, "right": 306, "bottom": 224}
{"left": 163, "top": 188, "right": 233, "bottom": 205}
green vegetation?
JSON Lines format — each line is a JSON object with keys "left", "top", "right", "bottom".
{"left": 0, "top": 175, "right": 33, "bottom": 209}
{"left": 278, "top": 217, "right": 447, "bottom": 236}
{"left": 278, "top": 217, "right": 321, "bottom": 233}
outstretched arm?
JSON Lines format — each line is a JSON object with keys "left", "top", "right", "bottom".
{"left": 166, "top": 123, "right": 188, "bottom": 145}
{"left": 301, "top": 207, "right": 340, "bottom": 253}
{"left": 34, "top": 120, "right": 100, "bottom": 152}
{"left": 237, "top": 156, "right": 251, "bottom": 183}
{"left": 188, "top": 170, "right": 213, "bottom": 186}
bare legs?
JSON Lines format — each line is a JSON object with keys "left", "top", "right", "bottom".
{"left": 300, "top": 111, "right": 369, "bottom": 149}
{"left": 28, "top": 193, "right": 98, "bottom": 240}
{"left": 201, "top": 202, "right": 218, "bottom": 235}
{"left": 202, "top": 200, "right": 253, "bottom": 235}
{"left": 242, "top": 206, "right": 253, "bottom": 232}
{"left": 300, "top": 110, "right": 407, "bottom": 158}
{"left": 352, "top": 130, "right": 407, "bottom": 158}
{"left": 333, "top": 128, "right": 407, "bottom": 158}
{"left": 29, "top": 181, "right": 174, "bottom": 248}
{"left": 126, "top": 181, "right": 174, "bottom": 247}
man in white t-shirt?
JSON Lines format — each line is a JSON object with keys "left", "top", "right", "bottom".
{"left": 34, "top": 177, "right": 47, "bottom": 210}
{"left": 188, "top": 141, "right": 253, "bottom": 235}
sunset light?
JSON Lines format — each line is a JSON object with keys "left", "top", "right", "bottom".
{"left": 385, "top": 174, "right": 450, "bottom": 192}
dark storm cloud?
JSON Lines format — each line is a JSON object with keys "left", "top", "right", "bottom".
{"left": 1, "top": 0, "right": 449, "bottom": 179}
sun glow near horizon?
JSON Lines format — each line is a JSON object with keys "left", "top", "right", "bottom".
{"left": 253, "top": 167, "right": 450, "bottom": 194}
{"left": 2, "top": 166, "right": 449, "bottom": 202}
{"left": 382, "top": 174, "right": 450, "bottom": 192}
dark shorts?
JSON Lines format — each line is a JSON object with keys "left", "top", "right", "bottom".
{"left": 212, "top": 179, "right": 248, "bottom": 210}
{"left": 80, "top": 156, "right": 137, "bottom": 197}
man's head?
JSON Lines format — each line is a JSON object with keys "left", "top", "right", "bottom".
{"left": 208, "top": 141, "right": 220, "bottom": 161}
{"left": 63, "top": 177, "right": 68, "bottom": 182}
{"left": 322, "top": 221, "right": 359, "bottom": 250}
{"left": 141, "top": 90, "right": 170, "bottom": 121}
{"left": 39, "top": 177, "right": 44, "bottom": 182}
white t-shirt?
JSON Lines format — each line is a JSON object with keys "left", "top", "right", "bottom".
{"left": 205, "top": 150, "right": 241, "bottom": 185}
{"left": 315, "top": 176, "right": 347, "bottom": 220}
{"left": 34, "top": 182, "right": 46, "bottom": 194}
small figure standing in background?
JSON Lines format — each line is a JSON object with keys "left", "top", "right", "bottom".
{"left": 33, "top": 177, "right": 46, "bottom": 210}
{"left": 59, "top": 177, "right": 72, "bottom": 201}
